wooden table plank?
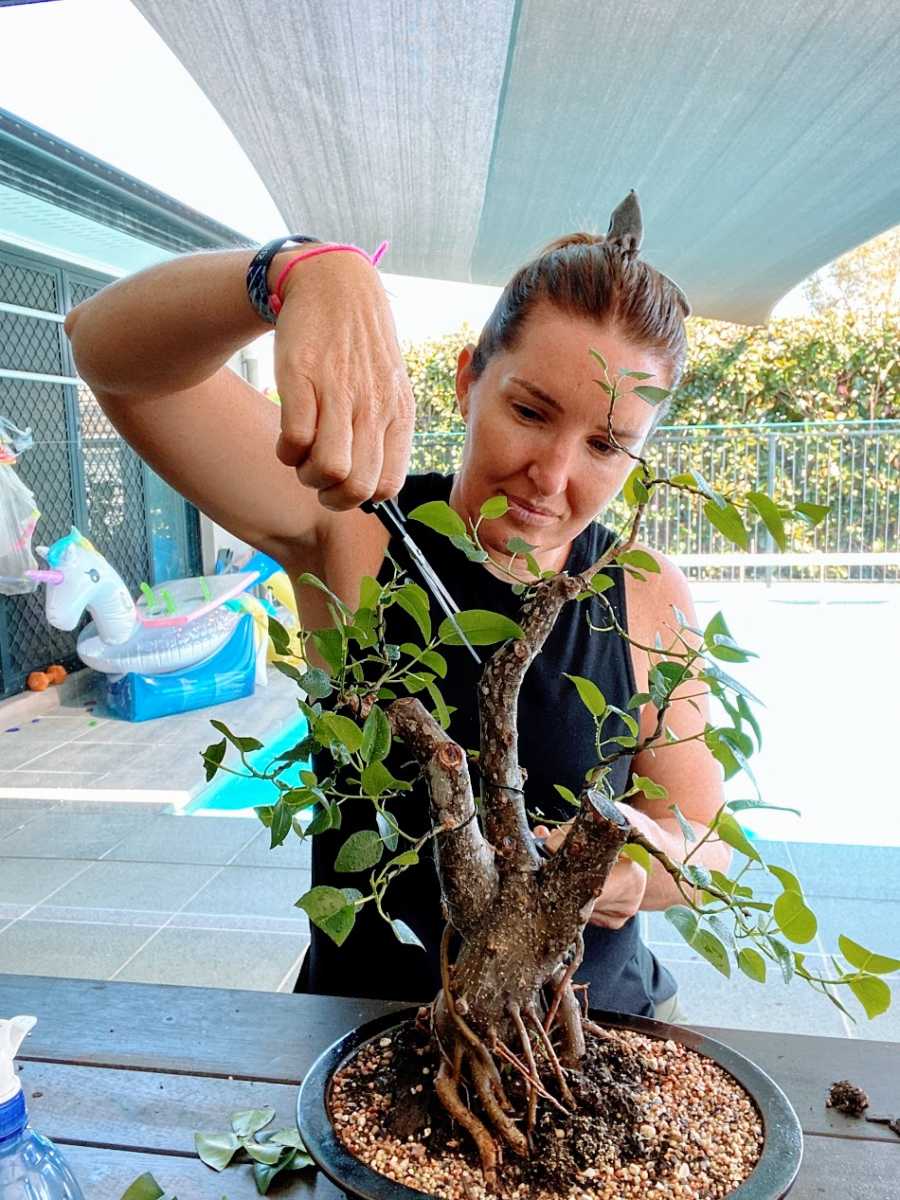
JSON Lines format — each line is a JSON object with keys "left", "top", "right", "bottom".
{"left": 7, "top": 976, "right": 898, "bottom": 1142}
{"left": 3, "top": 974, "right": 405, "bottom": 1080}
{"left": 63, "top": 1144, "right": 342, "bottom": 1199}
{"left": 60, "top": 1129, "right": 900, "bottom": 1200}
{"left": 792, "top": 1135, "right": 899, "bottom": 1199}
{"left": 19, "top": 1062, "right": 298, "bottom": 1155}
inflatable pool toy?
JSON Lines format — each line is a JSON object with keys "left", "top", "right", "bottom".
{"left": 27, "top": 528, "right": 281, "bottom": 721}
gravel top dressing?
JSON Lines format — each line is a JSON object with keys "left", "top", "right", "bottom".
{"left": 331, "top": 1019, "right": 764, "bottom": 1200}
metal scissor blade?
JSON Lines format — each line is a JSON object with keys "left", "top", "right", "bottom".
{"left": 364, "top": 499, "right": 481, "bottom": 663}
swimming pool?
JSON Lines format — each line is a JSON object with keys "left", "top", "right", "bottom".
{"left": 187, "top": 711, "right": 310, "bottom": 814}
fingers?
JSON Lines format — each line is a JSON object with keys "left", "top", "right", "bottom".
{"left": 319, "top": 413, "right": 384, "bottom": 511}
{"left": 275, "top": 375, "right": 318, "bottom": 468}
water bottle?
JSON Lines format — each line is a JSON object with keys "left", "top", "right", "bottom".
{"left": 0, "top": 1016, "right": 85, "bottom": 1199}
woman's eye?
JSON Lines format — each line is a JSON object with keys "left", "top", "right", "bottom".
{"left": 512, "top": 404, "right": 542, "bottom": 422}
{"left": 590, "top": 440, "right": 616, "bottom": 456}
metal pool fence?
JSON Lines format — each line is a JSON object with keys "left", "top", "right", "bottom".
{"left": 410, "top": 420, "right": 900, "bottom": 582}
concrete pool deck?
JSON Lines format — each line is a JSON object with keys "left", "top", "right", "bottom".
{"left": 1, "top": 583, "right": 897, "bottom": 1034}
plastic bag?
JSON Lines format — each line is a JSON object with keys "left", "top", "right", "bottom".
{"left": 0, "top": 420, "right": 40, "bottom": 595}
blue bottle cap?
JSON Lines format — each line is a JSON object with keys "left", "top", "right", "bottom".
{"left": 0, "top": 1090, "right": 27, "bottom": 1141}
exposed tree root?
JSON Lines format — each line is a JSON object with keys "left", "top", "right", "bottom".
{"left": 435, "top": 1056, "right": 499, "bottom": 1189}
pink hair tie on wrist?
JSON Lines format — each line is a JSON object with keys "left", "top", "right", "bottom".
{"left": 268, "top": 240, "right": 390, "bottom": 316}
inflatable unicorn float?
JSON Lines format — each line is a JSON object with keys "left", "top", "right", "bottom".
{"left": 28, "top": 527, "right": 301, "bottom": 722}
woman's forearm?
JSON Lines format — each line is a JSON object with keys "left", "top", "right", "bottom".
{"left": 64, "top": 247, "right": 303, "bottom": 399}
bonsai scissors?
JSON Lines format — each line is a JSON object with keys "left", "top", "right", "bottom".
{"left": 362, "top": 498, "right": 481, "bottom": 664}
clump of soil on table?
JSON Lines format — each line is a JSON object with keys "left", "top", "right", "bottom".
{"left": 330, "top": 1019, "right": 764, "bottom": 1200}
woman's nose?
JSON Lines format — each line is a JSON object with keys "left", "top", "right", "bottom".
{"left": 526, "top": 438, "right": 575, "bottom": 497}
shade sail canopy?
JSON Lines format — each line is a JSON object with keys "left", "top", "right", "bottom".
{"left": 134, "top": 0, "right": 899, "bottom": 324}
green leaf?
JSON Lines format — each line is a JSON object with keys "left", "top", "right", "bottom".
{"left": 691, "top": 928, "right": 731, "bottom": 977}
{"left": 623, "top": 465, "right": 650, "bottom": 507}
{"left": 848, "top": 974, "right": 892, "bottom": 1019}
{"left": 634, "top": 385, "right": 671, "bottom": 405}
{"left": 590, "top": 573, "right": 615, "bottom": 594}
{"left": 553, "top": 783, "right": 580, "bottom": 808}
{"left": 449, "top": 533, "right": 489, "bottom": 563}
{"left": 767, "top": 935, "right": 795, "bottom": 983}
{"left": 408, "top": 500, "right": 467, "bottom": 538}
{"left": 671, "top": 469, "right": 726, "bottom": 508}
{"left": 767, "top": 864, "right": 803, "bottom": 894}
{"left": 361, "top": 705, "right": 391, "bottom": 763}
{"left": 358, "top": 574, "right": 383, "bottom": 612}
{"left": 202, "top": 738, "right": 227, "bottom": 782}
{"left": 747, "top": 491, "right": 787, "bottom": 551}
{"left": 628, "top": 691, "right": 651, "bottom": 709}
{"left": 268, "top": 1128, "right": 306, "bottom": 1149}
{"left": 703, "top": 612, "right": 755, "bottom": 663}
{"left": 633, "top": 774, "right": 668, "bottom": 801}
{"left": 269, "top": 800, "right": 292, "bottom": 850}
{"left": 621, "top": 843, "right": 652, "bottom": 874}
{"left": 703, "top": 499, "right": 750, "bottom": 550}
{"left": 419, "top": 649, "right": 448, "bottom": 677}
{"left": 231, "top": 1107, "right": 275, "bottom": 1138}
{"left": 266, "top": 615, "right": 291, "bottom": 656}
{"left": 506, "top": 536, "right": 536, "bottom": 556}
{"left": 391, "top": 918, "right": 426, "bottom": 950}
{"left": 310, "top": 630, "right": 344, "bottom": 676}
{"left": 209, "top": 720, "right": 262, "bottom": 754}
{"left": 395, "top": 582, "right": 432, "bottom": 641}
{"left": 727, "top": 799, "right": 801, "bottom": 818}
{"left": 295, "top": 885, "right": 356, "bottom": 946}
{"left": 564, "top": 674, "right": 607, "bottom": 718}
{"left": 376, "top": 809, "right": 400, "bottom": 850}
{"left": 618, "top": 368, "right": 654, "bottom": 380}
{"left": 665, "top": 906, "right": 699, "bottom": 945}
{"left": 119, "top": 1174, "right": 167, "bottom": 1200}
{"left": 335, "top": 830, "right": 384, "bottom": 873}
{"left": 838, "top": 935, "right": 900, "bottom": 975}
{"left": 253, "top": 1145, "right": 313, "bottom": 1194}
{"left": 480, "top": 495, "right": 509, "bottom": 519}
{"left": 296, "top": 572, "right": 353, "bottom": 620}
{"left": 616, "top": 548, "right": 660, "bottom": 573}
{"left": 774, "top": 890, "right": 817, "bottom": 944}
{"left": 194, "top": 1130, "right": 241, "bottom": 1171}
{"left": 738, "top": 947, "right": 767, "bottom": 983}
{"left": 295, "top": 669, "right": 330, "bottom": 704}
{"left": 438, "top": 609, "right": 524, "bottom": 646}
{"left": 362, "top": 761, "right": 393, "bottom": 798}
{"left": 243, "top": 1140, "right": 283, "bottom": 1166}
{"left": 272, "top": 659, "right": 305, "bottom": 684}
{"left": 794, "top": 501, "right": 830, "bottom": 528}
{"left": 425, "top": 680, "right": 451, "bottom": 728}
{"left": 714, "top": 812, "right": 761, "bottom": 862}
{"left": 305, "top": 802, "right": 341, "bottom": 836}
{"left": 669, "top": 802, "right": 696, "bottom": 842}
{"left": 321, "top": 713, "right": 363, "bottom": 754}
{"left": 589, "top": 347, "right": 608, "bottom": 371}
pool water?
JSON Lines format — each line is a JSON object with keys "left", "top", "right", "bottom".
{"left": 187, "top": 711, "right": 310, "bottom": 813}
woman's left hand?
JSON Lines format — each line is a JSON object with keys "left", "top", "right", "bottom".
{"left": 533, "top": 802, "right": 660, "bottom": 930}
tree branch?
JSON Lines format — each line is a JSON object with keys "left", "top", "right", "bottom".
{"left": 388, "top": 697, "right": 497, "bottom": 933}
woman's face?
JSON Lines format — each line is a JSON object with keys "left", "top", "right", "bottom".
{"left": 449, "top": 305, "right": 667, "bottom": 572}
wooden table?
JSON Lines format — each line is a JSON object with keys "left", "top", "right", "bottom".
{"left": 2, "top": 975, "right": 897, "bottom": 1199}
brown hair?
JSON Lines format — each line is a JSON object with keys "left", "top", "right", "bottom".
{"left": 470, "top": 230, "right": 690, "bottom": 409}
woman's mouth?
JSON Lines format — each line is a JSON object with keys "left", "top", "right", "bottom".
{"left": 504, "top": 493, "right": 559, "bottom": 528}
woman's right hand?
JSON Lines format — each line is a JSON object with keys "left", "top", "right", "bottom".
{"left": 271, "top": 249, "right": 416, "bottom": 511}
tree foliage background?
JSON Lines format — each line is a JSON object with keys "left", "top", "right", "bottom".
{"left": 402, "top": 228, "right": 899, "bottom": 432}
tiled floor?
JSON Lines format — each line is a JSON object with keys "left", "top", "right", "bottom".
{"left": 0, "top": 668, "right": 300, "bottom": 803}
{"left": 0, "top": 800, "right": 311, "bottom": 992}
{"left": 0, "top": 793, "right": 897, "bottom": 1034}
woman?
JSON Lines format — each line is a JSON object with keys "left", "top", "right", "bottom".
{"left": 65, "top": 198, "right": 728, "bottom": 1019}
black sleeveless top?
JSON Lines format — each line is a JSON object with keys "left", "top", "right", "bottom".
{"left": 301, "top": 473, "right": 676, "bottom": 1015}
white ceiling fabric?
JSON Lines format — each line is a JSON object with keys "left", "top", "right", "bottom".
{"left": 134, "top": 0, "right": 899, "bottom": 324}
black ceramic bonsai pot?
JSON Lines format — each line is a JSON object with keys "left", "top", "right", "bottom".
{"left": 297, "top": 1007, "right": 803, "bottom": 1200}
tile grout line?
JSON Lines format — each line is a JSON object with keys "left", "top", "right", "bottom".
{"left": 107, "top": 864, "right": 230, "bottom": 981}
{"left": 109, "top": 818, "right": 306, "bottom": 983}
{"left": 277, "top": 946, "right": 309, "bottom": 993}
{"left": 0, "top": 860, "right": 97, "bottom": 938}
{"left": 784, "top": 840, "right": 855, "bottom": 1040}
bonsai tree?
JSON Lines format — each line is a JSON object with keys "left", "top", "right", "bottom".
{"left": 203, "top": 361, "right": 896, "bottom": 1188}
